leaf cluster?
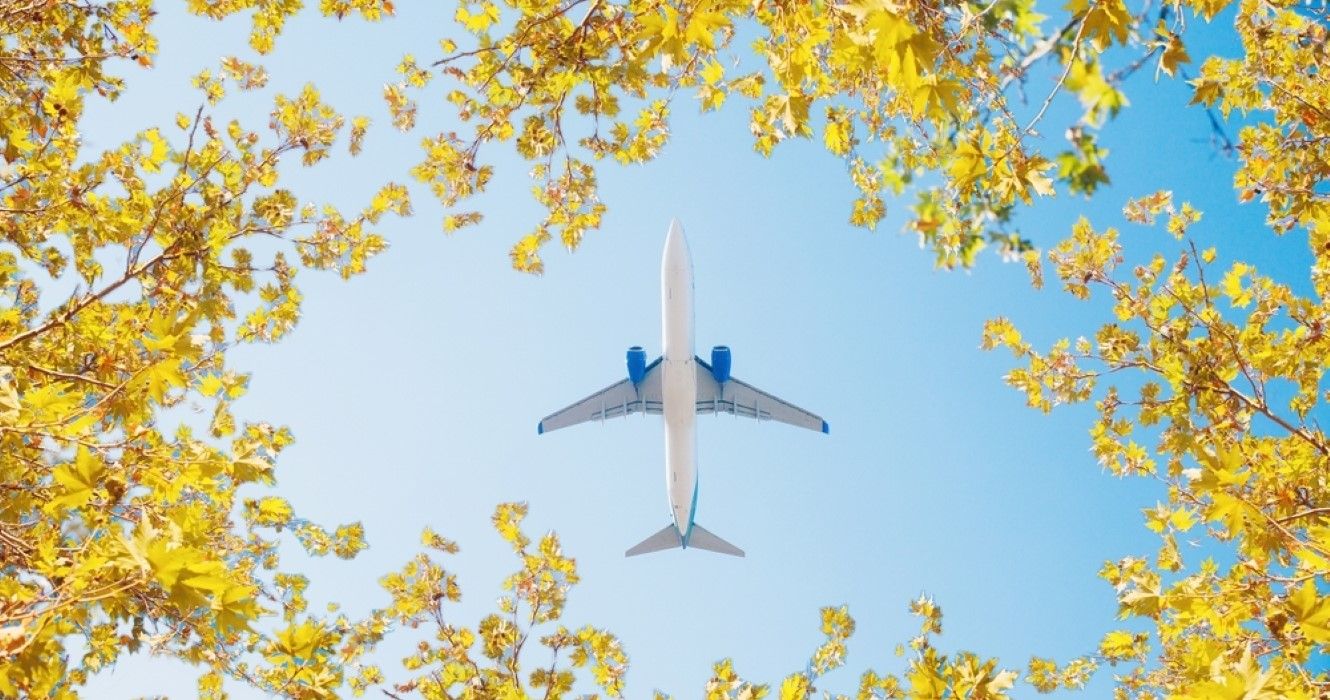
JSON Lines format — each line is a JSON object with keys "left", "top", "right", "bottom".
{"left": 397, "top": 0, "right": 1249, "bottom": 271}
{"left": 0, "top": 3, "right": 406, "bottom": 695}
{"left": 984, "top": 191, "right": 1330, "bottom": 697}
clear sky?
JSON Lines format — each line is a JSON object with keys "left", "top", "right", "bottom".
{"left": 74, "top": 4, "right": 1303, "bottom": 697}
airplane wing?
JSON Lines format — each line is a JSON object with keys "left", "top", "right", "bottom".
{"left": 694, "top": 356, "right": 829, "bottom": 434}
{"left": 538, "top": 357, "right": 664, "bottom": 434}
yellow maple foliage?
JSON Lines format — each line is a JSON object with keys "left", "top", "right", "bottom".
{"left": 3, "top": 0, "right": 1329, "bottom": 696}
{"left": 0, "top": 0, "right": 402, "bottom": 695}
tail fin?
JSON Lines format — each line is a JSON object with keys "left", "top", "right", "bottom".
{"left": 686, "top": 523, "right": 744, "bottom": 557}
{"left": 624, "top": 523, "right": 745, "bottom": 557}
{"left": 625, "top": 524, "right": 681, "bottom": 557}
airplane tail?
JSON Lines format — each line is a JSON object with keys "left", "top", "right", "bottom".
{"left": 687, "top": 524, "right": 745, "bottom": 557}
{"left": 625, "top": 523, "right": 745, "bottom": 557}
{"left": 625, "top": 524, "right": 680, "bottom": 557}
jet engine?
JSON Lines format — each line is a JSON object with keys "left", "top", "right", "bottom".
{"left": 627, "top": 346, "right": 647, "bottom": 384}
{"left": 710, "top": 345, "right": 731, "bottom": 383}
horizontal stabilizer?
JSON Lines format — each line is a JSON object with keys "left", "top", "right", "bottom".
{"left": 686, "top": 523, "right": 744, "bottom": 557}
{"left": 625, "top": 524, "right": 681, "bottom": 557}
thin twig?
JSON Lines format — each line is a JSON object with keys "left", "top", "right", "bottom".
{"left": 1277, "top": 507, "right": 1330, "bottom": 524}
{"left": 1023, "top": 14, "right": 1088, "bottom": 135}
{"left": 999, "top": 13, "right": 1083, "bottom": 92}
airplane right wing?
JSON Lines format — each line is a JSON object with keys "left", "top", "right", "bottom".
{"left": 538, "top": 357, "right": 663, "bottom": 434}
{"left": 694, "top": 356, "right": 828, "bottom": 434}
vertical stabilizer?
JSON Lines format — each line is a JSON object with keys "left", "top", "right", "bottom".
{"left": 686, "top": 523, "right": 744, "bottom": 557}
{"left": 625, "top": 524, "right": 682, "bottom": 557}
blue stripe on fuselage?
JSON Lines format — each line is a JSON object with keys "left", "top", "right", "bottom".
{"left": 680, "top": 478, "right": 699, "bottom": 547}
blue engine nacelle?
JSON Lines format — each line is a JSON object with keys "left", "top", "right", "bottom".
{"left": 710, "top": 345, "right": 731, "bottom": 383}
{"left": 627, "top": 346, "right": 647, "bottom": 384}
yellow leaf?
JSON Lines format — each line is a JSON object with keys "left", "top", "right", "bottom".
{"left": 199, "top": 374, "right": 224, "bottom": 397}
{"left": 249, "top": 496, "right": 295, "bottom": 527}
{"left": 6, "top": 126, "right": 36, "bottom": 156}
{"left": 22, "top": 381, "right": 79, "bottom": 422}
{"left": 270, "top": 620, "right": 326, "bottom": 662}
{"left": 1067, "top": 0, "right": 1132, "bottom": 50}
{"left": 42, "top": 71, "right": 82, "bottom": 119}
{"left": 1168, "top": 507, "right": 1195, "bottom": 532}
{"left": 215, "top": 585, "right": 258, "bottom": 633}
{"left": 0, "top": 368, "right": 18, "bottom": 422}
{"left": 1157, "top": 32, "right": 1190, "bottom": 78}
{"left": 1099, "top": 630, "right": 1144, "bottom": 660}
{"left": 46, "top": 447, "right": 104, "bottom": 512}
{"left": 1288, "top": 581, "right": 1330, "bottom": 642}
{"left": 701, "top": 59, "right": 724, "bottom": 86}
{"left": 456, "top": 2, "right": 500, "bottom": 32}
{"left": 139, "top": 360, "right": 187, "bottom": 403}
{"left": 684, "top": 11, "right": 727, "bottom": 50}
{"left": 1221, "top": 262, "right": 1251, "bottom": 307}
{"left": 823, "top": 107, "right": 854, "bottom": 156}
{"left": 779, "top": 673, "right": 810, "bottom": 700}
{"left": 350, "top": 115, "right": 369, "bottom": 156}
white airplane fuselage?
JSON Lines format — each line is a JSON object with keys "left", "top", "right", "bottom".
{"left": 660, "top": 223, "right": 698, "bottom": 540}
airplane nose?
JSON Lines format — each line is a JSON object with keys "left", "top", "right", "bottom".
{"left": 663, "top": 219, "right": 689, "bottom": 269}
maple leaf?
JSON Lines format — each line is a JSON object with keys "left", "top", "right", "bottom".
{"left": 1067, "top": 0, "right": 1133, "bottom": 51}
{"left": 1287, "top": 581, "right": 1330, "bottom": 643}
{"left": 45, "top": 447, "right": 104, "bottom": 513}
{"left": 684, "top": 11, "right": 727, "bottom": 50}
{"left": 1156, "top": 32, "right": 1191, "bottom": 79}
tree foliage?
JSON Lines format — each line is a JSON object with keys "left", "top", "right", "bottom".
{"left": 0, "top": 0, "right": 406, "bottom": 694}
{"left": 984, "top": 193, "right": 1330, "bottom": 698}
{"left": 404, "top": 0, "right": 1320, "bottom": 272}
{"left": 1, "top": 0, "right": 1329, "bottom": 696}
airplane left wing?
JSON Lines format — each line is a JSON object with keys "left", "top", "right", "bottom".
{"left": 694, "top": 356, "right": 828, "bottom": 434}
{"left": 538, "top": 358, "right": 663, "bottom": 434}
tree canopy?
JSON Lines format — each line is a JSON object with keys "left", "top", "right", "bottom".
{"left": 1, "top": 0, "right": 1328, "bottom": 697}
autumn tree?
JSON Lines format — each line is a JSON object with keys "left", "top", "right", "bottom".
{"left": 0, "top": 0, "right": 412, "bottom": 694}
{"left": 365, "top": 504, "right": 1023, "bottom": 700}
{"left": 1, "top": 0, "right": 1328, "bottom": 696}
{"left": 406, "top": 0, "right": 1213, "bottom": 272}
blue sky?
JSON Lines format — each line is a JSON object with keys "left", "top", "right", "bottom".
{"left": 74, "top": 3, "right": 1304, "bottom": 697}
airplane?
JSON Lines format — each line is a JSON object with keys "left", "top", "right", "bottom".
{"left": 537, "top": 220, "right": 828, "bottom": 557}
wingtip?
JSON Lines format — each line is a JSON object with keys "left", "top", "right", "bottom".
{"left": 537, "top": 422, "right": 544, "bottom": 435}
{"left": 822, "top": 420, "right": 830, "bottom": 434}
